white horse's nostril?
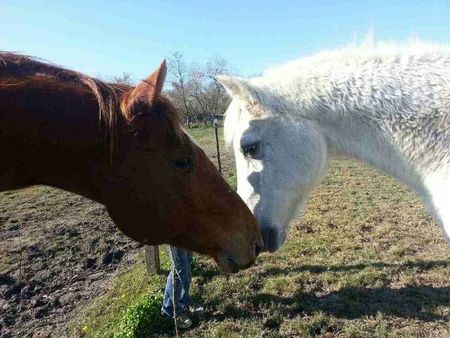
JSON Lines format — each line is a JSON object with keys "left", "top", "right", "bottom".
{"left": 260, "top": 226, "right": 280, "bottom": 252}
{"left": 259, "top": 224, "right": 287, "bottom": 253}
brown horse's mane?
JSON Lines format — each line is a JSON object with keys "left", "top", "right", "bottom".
{"left": 0, "top": 52, "right": 183, "bottom": 161}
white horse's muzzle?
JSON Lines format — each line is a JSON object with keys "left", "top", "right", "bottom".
{"left": 260, "top": 224, "right": 287, "bottom": 252}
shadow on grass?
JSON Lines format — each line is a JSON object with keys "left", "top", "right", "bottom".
{"left": 260, "top": 260, "right": 450, "bottom": 276}
{"left": 203, "top": 260, "right": 450, "bottom": 322}
{"left": 193, "top": 259, "right": 449, "bottom": 282}
{"left": 211, "top": 285, "right": 450, "bottom": 323}
{"left": 247, "top": 285, "right": 450, "bottom": 321}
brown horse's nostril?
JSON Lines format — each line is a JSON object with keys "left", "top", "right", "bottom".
{"left": 255, "top": 239, "right": 263, "bottom": 257}
{"left": 225, "top": 256, "right": 240, "bottom": 273}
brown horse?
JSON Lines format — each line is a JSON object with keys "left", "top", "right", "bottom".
{"left": 0, "top": 53, "right": 263, "bottom": 273}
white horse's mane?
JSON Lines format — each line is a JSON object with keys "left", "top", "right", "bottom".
{"left": 261, "top": 38, "right": 450, "bottom": 82}
{"left": 224, "top": 38, "right": 450, "bottom": 146}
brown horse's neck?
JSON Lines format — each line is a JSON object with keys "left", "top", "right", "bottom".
{"left": 0, "top": 76, "right": 131, "bottom": 203}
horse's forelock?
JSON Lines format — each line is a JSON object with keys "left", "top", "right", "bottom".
{"left": 223, "top": 83, "right": 293, "bottom": 149}
{"left": 125, "top": 95, "right": 184, "bottom": 145}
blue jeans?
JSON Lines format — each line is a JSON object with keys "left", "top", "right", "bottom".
{"left": 161, "top": 246, "right": 192, "bottom": 317}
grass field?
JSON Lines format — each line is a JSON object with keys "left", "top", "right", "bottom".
{"left": 71, "top": 125, "right": 450, "bottom": 338}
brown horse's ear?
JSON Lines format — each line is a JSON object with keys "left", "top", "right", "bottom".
{"left": 146, "top": 59, "right": 167, "bottom": 104}
{"left": 121, "top": 60, "right": 167, "bottom": 114}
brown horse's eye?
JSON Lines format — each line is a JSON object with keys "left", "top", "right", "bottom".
{"left": 173, "top": 157, "right": 193, "bottom": 170}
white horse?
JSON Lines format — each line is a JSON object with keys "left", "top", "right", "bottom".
{"left": 218, "top": 40, "right": 450, "bottom": 252}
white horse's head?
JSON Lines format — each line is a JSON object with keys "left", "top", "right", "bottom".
{"left": 218, "top": 75, "right": 328, "bottom": 252}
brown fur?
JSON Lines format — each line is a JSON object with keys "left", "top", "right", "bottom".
{"left": 0, "top": 53, "right": 262, "bottom": 272}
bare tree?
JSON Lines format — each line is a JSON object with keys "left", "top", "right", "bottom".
{"left": 167, "top": 53, "right": 233, "bottom": 127}
{"left": 112, "top": 72, "right": 134, "bottom": 85}
{"left": 189, "top": 63, "right": 210, "bottom": 126}
{"left": 167, "top": 52, "right": 195, "bottom": 126}
{"left": 205, "top": 56, "right": 232, "bottom": 119}
{"left": 188, "top": 56, "right": 232, "bottom": 126}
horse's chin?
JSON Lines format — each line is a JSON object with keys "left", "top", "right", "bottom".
{"left": 214, "top": 253, "right": 254, "bottom": 274}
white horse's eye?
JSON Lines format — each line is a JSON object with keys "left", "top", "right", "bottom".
{"left": 242, "top": 142, "right": 259, "bottom": 158}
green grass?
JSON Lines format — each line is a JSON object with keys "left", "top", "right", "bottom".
{"left": 70, "top": 252, "right": 169, "bottom": 337}
{"left": 71, "top": 125, "right": 450, "bottom": 338}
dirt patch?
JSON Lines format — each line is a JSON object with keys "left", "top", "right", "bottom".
{"left": 0, "top": 187, "right": 142, "bottom": 337}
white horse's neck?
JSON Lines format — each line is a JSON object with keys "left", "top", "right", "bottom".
{"left": 318, "top": 112, "right": 424, "bottom": 188}
{"left": 316, "top": 110, "right": 450, "bottom": 240}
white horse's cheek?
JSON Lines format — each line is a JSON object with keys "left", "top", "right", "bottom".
{"left": 249, "top": 159, "right": 263, "bottom": 172}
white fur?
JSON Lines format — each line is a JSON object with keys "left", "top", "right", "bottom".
{"left": 218, "top": 39, "right": 450, "bottom": 251}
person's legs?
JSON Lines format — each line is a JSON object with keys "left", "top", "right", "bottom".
{"left": 161, "top": 268, "right": 175, "bottom": 317}
{"left": 161, "top": 246, "right": 192, "bottom": 317}
{"left": 178, "top": 249, "right": 192, "bottom": 310}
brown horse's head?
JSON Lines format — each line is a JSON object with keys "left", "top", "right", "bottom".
{"left": 104, "top": 61, "right": 263, "bottom": 273}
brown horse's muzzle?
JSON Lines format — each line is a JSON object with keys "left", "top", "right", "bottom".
{"left": 214, "top": 232, "right": 263, "bottom": 273}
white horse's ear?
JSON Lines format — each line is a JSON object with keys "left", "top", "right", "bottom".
{"left": 216, "top": 75, "right": 260, "bottom": 104}
{"left": 217, "top": 75, "right": 266, "bottom": 118}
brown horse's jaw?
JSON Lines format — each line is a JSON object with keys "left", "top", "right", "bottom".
{"left": 215, "top": 253, "right": 255, "bottom": 274}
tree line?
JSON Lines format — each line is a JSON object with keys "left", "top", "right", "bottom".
{"left": 112, "top": 53, "right": 234, "bottom": 127}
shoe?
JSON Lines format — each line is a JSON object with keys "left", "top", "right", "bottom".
{"left": 160, "top": 311, "right": 193, "bottom": 329}
{"left": 189, "top": 303, "right": 205, "bottom": 315}
{"left": 174, "top": 313, "right": 193, "bottom": 329}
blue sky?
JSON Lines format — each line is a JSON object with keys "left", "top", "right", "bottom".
{"left": 1, "top": 1, "right": 450, "bottom": 81}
